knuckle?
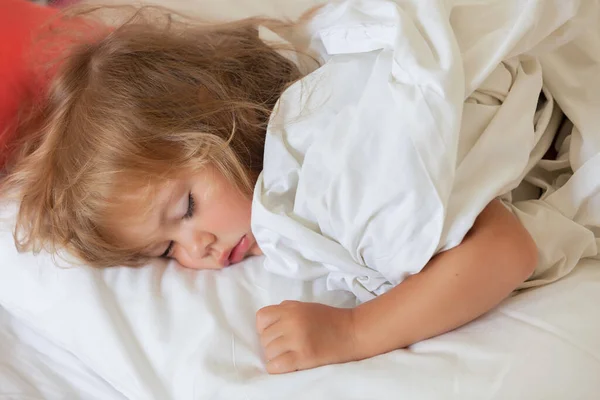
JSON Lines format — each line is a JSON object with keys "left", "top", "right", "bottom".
{"left": 256, "top": 307, "right": 276, "bottom": 328}
{"left": 255, "top": 315, "right": 266, "bottom": 330}
{"left": 255, "top": 314, "right": 263, "bottom": 326}
{"left": 259, "top": 333, "right": 270, "bottom": 348}
{"left": 256, "top": 306, "right": 273, "bottom": 318}
{"left": 255, "top": 308, "right": 266, "bottom": 321}
{"left": 265, "top": 346, "right": 280, "bottom": 361}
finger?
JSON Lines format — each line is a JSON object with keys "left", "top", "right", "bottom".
{"left": 256, "top": 305, "right": 281, "bottom": 333}
{"left": 260, "top": 322, "right": 285, "bottom": 348}
{"left": 264, "top": 335, "right": 290, "bottom": 361}
{"left": 266, "top": 351, "right": 298, "bottom": 375}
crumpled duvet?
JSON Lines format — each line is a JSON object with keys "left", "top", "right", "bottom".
{"left": 251, "top": 0, "right": 600, "bottom": 302}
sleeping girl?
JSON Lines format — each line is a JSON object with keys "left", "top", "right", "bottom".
{"left": 5, "top": 0, "right": 598, "bottom": 374}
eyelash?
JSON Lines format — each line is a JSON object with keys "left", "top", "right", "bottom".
{"left": 161, "top": 192, "right": 195, "bottom": 258}
{"left": 160, "top": 242, "right": 173, "bottom": 259}
{"left": 184, "top": 192, "right": 195, "bottom": 219}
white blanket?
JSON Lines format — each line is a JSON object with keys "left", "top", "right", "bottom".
{"left": 252, "top": 0, "right": 600, "bottom": 302}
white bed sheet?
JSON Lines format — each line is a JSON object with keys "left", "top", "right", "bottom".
{"left": 1, "top": 244, "right": 600, "bottom": 399}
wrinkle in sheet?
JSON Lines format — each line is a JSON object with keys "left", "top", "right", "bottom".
{"left": 231, "top": 335, "right": 252, "bottom": 400}
{"left": 484, "top": 361, "right": 514, "bottom": 400}
{"left": 91, "top": 277, "right": 171, "bottom": 400}
{"left": 498, "top": 308, "right": 600, "bottom": 364}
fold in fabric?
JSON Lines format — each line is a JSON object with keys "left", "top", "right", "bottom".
{"left": 252, "top": 0, "right": 600, "bottom": 302}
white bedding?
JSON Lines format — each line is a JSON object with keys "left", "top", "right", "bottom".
{"left": 252, "top": 0, "right": 600, "bottom": 301}
{"left": 2, "top": 0, "right": 600, "bottom": 399}
{"left": 1, "top": 247, "right": 600, "bottom": 399}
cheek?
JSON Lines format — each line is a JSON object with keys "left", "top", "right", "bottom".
{"left": 171, "top": 248, "right": 197, "bottom": 269}
{"left": 229, "top": 197, "right": 252, "bottom": 223}
{"left": 173, "top": 249, "right": 221, "bottom": 270}
{"left": 204, "top": 196, "right": 252, "bottom": 232}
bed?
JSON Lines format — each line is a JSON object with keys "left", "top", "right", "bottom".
{"left": 2, "top": 0, "right": 600, "bottom": 399}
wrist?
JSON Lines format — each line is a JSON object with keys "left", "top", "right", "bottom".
{"left": 350, "top": 295, "right": 413, "bottom": 360}
{"left": 347, "top": 305, "right": 374, "bottom": 361}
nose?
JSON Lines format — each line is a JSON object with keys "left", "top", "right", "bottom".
{"left": 177, "top": 229, "right": 216, "bottom": 261}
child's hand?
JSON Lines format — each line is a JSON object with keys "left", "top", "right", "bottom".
{"left": 256, "top": 301, "right": 357, "bottom": 374}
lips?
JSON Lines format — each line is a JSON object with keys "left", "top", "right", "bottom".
{"left": 228, "top": 235, "right": 251, "bottom": 265}
{"left": 216, "top": 235, "right": 252, "bottom": 267}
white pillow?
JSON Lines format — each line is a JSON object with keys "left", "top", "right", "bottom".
{"left": 0, "top": 202, "right": 352, "bottom": 398}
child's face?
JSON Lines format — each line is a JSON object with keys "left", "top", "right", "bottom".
{"left": 113, "top": 165, "right": 262, "bottom": 269}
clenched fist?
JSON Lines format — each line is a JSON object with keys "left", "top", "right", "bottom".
{"left": 256, "top": 301, "right": 358, "bottom": 374}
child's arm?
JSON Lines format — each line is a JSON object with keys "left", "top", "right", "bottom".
{"left": 349, "top": 199, "right": 538, "bottom": 359}
{"left": 256, "top": 200, "right": 538, "bottom": 374}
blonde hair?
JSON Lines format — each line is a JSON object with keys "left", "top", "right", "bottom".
{"left": 3, "top": 5, "right": 310, "bottom": 268}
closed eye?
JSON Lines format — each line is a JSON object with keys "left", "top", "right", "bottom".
{"left": 160, "top": 192, "right": 195, "bottom": 259}
{"left": 184, "top": 192, "right": 195, "bottom": 219}
{"left": 160, "top": 241, "right": 174, "bottom": 258}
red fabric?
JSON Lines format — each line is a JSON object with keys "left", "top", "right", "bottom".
{"left": 51, "top": 0, "right": 80, "bottom": 7}
{"left": 0, "top": 0, "right": 59, "bottom": 166}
